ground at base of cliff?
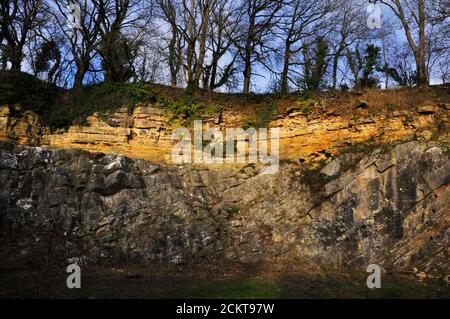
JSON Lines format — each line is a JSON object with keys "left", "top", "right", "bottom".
{"left": 1, "top": 259, "right": 449, "bottom": 299}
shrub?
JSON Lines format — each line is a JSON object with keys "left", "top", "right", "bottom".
{"left": 0, "top": 71, "right": 60, "bottom": 115}
{"left": 242, "top": 102, "right": 277, "bottom": 129}
{"left": 294, "top": 98, "right": 315, "bottom": 114}
{"left": 0, "top": 72, "right": 158, "bottom": 131}
{"left": 52, "top": 82, "right": 157, "bottom": 130}
{"left": 159, "top": 96, "right": 219, "bottom": 124}
{"left": 300, "top": 165, "right": 331, "bottom": 194}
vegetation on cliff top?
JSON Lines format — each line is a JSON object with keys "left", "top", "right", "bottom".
{"left": 0, "top": 71, "right": 219, "bottom": 129}
{"left": 1, "top": 71, "right": 449, "bottom": 131}
{"left": 0, "top": 71, "right": 156, "bottom": 129}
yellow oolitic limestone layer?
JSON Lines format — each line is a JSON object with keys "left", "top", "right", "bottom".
{"left": 0, "top": 102, "right": 449, "bottom": 164}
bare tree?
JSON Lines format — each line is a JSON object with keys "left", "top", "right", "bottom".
{"left": 278, "top": 0, "right": 331, "bottom": 93}
{"left": 379, "top": 0, "right": 429, "bottom": 86}
{"left": 3, "top": 0, "right": 446, "bottom": 94}
{"left": 131, "top": 31, "right": 165, "bottom": 83}
{"left": 182, "top": 0, "right": 220, "bottom": 89}
{"left": 202, "top": 0, "right": 240, "bottom": 91}
{"left": 157, "top": 0, "right": 183, "bottom": 86}
{"left": 157, "top": 0, "right": 220, "bottom": 90}
{"left": 50, "top": 0, "right": 101, "bottom": 88}
{"left": 235, "top": 0, "right": 283, "bottom": 94}
{"left": 0, "top": 0, "right": 46, "bottom": 71}
{"left": 26, "top": 6, "right": 69, "bottom": 84}
{"left": 436, "top": 55, "right": 449, "bottom": 84}
{"left": 328, "top": 0, "right": 367, "bottom": 90}
{"left": 92, "top": 0, "right": 152, "bottom": 82}
{"left": 387, "top": 42, "right": 417, "bottom": 87}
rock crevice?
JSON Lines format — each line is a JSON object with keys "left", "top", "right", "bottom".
{"left": 0, "top": 140, "right": 448, "bottom": 274}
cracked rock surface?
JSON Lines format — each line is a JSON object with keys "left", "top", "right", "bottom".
{"left": 0, "top": 140, "right": 448, "bottom": 275}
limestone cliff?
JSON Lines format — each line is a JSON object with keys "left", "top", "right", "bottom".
{"left": 1, "top": 97, "right": 449, "bottom": 164}
{"left": 0, "top": 140, "right": 448, "bottom": 274}
{"left": 1, "top": 89, "right": 449, "bottom": 275}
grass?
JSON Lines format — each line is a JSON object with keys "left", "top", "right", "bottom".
{"left": 0, "top": 71, "right": 61, "bottom": 116}
{"left": 191, "top": 278, "right": 281, "bottom": 298}
{"left": 1, "top": 260, "right": 448, "bottom": 299}
{"left": 54, "top": 81, "right": 158, "bottom": 129}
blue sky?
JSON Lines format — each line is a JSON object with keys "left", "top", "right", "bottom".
{"left": 13, "top": 0, "right": 447, "bottom": 90}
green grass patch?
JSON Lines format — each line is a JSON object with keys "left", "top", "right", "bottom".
{"left": 190, "top": 278, "right": 281, "bottom": 298}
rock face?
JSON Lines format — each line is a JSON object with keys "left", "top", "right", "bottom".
{"left": 1, "top": 99, "right": 449, "bottom": 164}
{"left": 1, "top": 140, "right": 448, "bottom": 274}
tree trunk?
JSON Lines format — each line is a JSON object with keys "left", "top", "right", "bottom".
{"left": 416, "top": 0, "right": 428, "bottom": 86}
{"left": 9, "top": 48, "right": 22, "bottom": 72}
{"left": 169, "top": 31, "right": 178, "bottom": 86}
{"left": 242, "top": 36, "right": 252, "bottom": 94}
{"left": 73, "top": 62, "right": 87, "bottom": 89}
{"left": 48, "top": 53, "right": 61, "bottom": 84}
{"left": 332, "top": 54, "right": 339, "bottom": 90}
{"left": 10, "top": 60, "right": 21, "bottom": 72}
{"left": 332, "top": 44, "right": 345, "bottom": 90}
{"left": 242, "top": 13, "right": 255, "bottom": 94}
{"left": 184, "top": 0, "right": 197, "bottom": 90}
{"left": 73, "top": 72, "right": 84, "bottom": 89}
{"left": 194, "top": 6, "right": 210, "bottom": 87}
{"left": 383, "top": 42, "right": 389, "bottom": 89}
{"left": 170, "top": 72, "right": 177, "bottom": 87}
{"left": 209, "top": 55, "right": 218, "bottom": 91}
{"left": 383, "top": 0, "right": 428, "bottom": 87}
{"left": 280, "top": 40, "right": 291, "bottom": 94}
{"left": 243, "top": 57, "right": 251, "bottom": 94}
